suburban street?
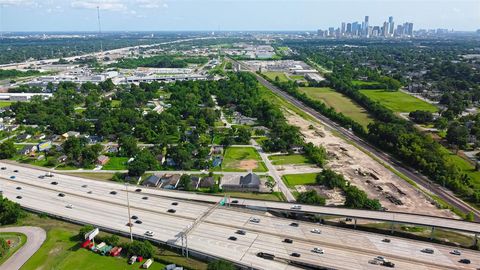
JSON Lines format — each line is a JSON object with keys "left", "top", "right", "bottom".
{"left": 0, "top": 161, "right": 479, "bottom": 270}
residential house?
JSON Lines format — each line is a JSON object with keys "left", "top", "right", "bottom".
{"left": 16, "top": 134, "right": 32, "bottom": 141}
{"left": 198, "top": 176, "right": 215, "bottom": 189}
{"left": 190, "top": 176, "right": 200, "bottom": 190}
{"left": 97, "top": 155, "right": 110, "bottom": 166}
{"left": 62, "top": 131, "right": 80, "bottom": 139}
{"left": 105, "top": 146, "right": 119, "bottom": 154}
{"left": 18, "top": 145, "right": 36, "bottom": 156}
{"left": 142, "top": 174, "right": 162, "bottom": 187}
{"left": 57, "top": 155, "right": 68, "bottom": 163}
{"left": 211, "top": 146, "right": 224, "bottom": 155}
{"left": 156, "top": 154, "right": 165, "bottom": 164}
{"left": 125, "top": 175, "right": 141, "bottom": 184}
{"left": 159, "top": 174, "right": 181, "bottom": 189}
{"left": 45, "top": 134, "right": 61, "bottom": 142}
{"left": 220, "top": 173, "right": 262, "bottom": 192}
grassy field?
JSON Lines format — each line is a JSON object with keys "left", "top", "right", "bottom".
{"left": 299, "top": 87, "right": 374, "bottom": 127}
{"left": 263, "top": 71, "right": 289, "bottom": 82}
{"left": 102, "top": 157, "right": 129, "bottom": 170}
{"left": 351, "top": 80, "right": 382, "bottom": 87}
{"left": 269, "top": 154, "right": 312, "bottom": 165}
{"left": 63, "top": 172, "right": 116, "bottom": 181}
{"left": 221, "top": 146, "right": 267, "bottom": 172}
{"left": 443, "top": 150, "right": 480, "bottom": 190}
{"left": 220, "top": 191, "right": 285, "bottom": 202}
{"left": 0, "top": 101, "right": 13, "bottom": 108}
{"left": 359, "top": 89, "right": 438, "bottom": 113}
{"left": 282, "top": 173, "right": 318, "bottom": 188}
{"left": 18, "top": 214, "right": 207, "bottom": 270}
{"left": 0, "top": 232, "right": 26, "bottom": 266}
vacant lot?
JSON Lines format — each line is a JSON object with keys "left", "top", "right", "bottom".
{"left": 269, "top": 154, "right": 312, "bottom": 165}
{"left": 282, "top": 173, "right": 317, "bottom": 188}
{"left": 299, "top": 87, "right": 374, "bottom": 127}
{"left": 102, "top": 157, "right": 129, "bottom": 170}
{"left": 0, "top": 101, "right": 13, "bottom": 108}
{"left": 359, "top": 89, "right": 438, "bottom": 113}
{"left": 263, "top": 71, "right": 289, "bottom": 82}
{"left": 222, "top": 147, "right": 267, "bottom": 172}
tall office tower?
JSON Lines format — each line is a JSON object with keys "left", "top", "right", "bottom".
{"left": 341, "top": 22, "right": 346, "bottom": 36}
{"left": 407, "top": 22, "right": 414, "bottom": 36}
{"left": 388, "top": 16, "right": 394, "bottom": 35}
{"left": 383, "top": 21, "right": 389, "bottom": 37}
{"left": 328, "top": 27, "right": 335, "bottom": 36}
{"left": 352, "top": 22, "right": 359, "bottom": 36}
{"left": 346, "top": 23, "right": 352, "bottom": 34}
{"left": 364, "top": 16, "right": 369, "bottom": 36}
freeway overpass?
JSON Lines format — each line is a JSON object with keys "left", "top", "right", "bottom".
{"left": 0, "top": 161, "right": 479, "bottom": 270}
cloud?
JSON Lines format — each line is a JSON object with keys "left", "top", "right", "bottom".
{"left": 0, "top": 0, "right": 38, "bottom": 6}
{"left": 135, "top": 0, "right": 168, "bottom": 9}
{"left": 71, "top": 0, "right": 127, "bottom": 11}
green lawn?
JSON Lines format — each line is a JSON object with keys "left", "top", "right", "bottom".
{"left": 18, "top": 214, "right": 207, "bottom": 270}
{"left": 102, "top": 157, "right": 129, "bottom": 170}
{"left": 221, "top": 146, "right": 267, "bottom": 172}
{"left": 220, "top": 191, "right": 285, "bottom": 202}
{"left": 282, "top": 173, "right": 318, "bottom": 188}
{"left": 263, "top": 71, "right": 289, "bottom": 82}
{"left": 0, "top": 232, "right": 26, "bottom": 266}
{"left": 359, "top": 89, "right": 438, "bottom": 113}
{"left": 351, "top": 80, "right": 382, "bottom": 87}
{"left": 290, "top": 75, "right": 305, "bottom": 81}
{"left": 0, "top": 101, "right": 13, "bottom": 108}
{"left": 443, "top": 150, "right": 480, "bottom": 190}
{"left": 299, "top": 87, "right": 374, "bottom": 127}
{"left": 269, "top": 154, "right": 312, "bottom": 165}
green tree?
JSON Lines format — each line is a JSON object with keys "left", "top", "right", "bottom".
{"left": 207, "top": 260, "right": 235, "bottom": 270}
{"left": 0, "top": 238, "right": 9, "bottom": 257}
{"left": 178, "top": 174, "right": 193, "bottom": 191}
{"left": 296, "top": 190, "right": 326, "bottom": 206}
{"left": 0, "top": 141, "right": 16, "bottom": 159}
{"left": 119, "top": 135, "right": 139, "bottom": 157}
{"left": 78, "top": 225, "right": 95, "bottom": 240}
{"left": 316, "top": 169, "right": 346, "bottom": 189}
{"left": 0, "top": 195, "right": 23, "bottom": 225}
{"left": 128, "top": 149, "right": 157, "bottom": 176}
{"left": 124, "top": 240, "right": 154, "bottom": 258}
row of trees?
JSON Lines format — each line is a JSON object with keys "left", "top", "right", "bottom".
{"left": 112, "top": 55, "right": 208, "bottom": 69}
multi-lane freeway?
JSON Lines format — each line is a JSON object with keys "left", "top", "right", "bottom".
{"left": 233, "top": 59, "right": 480, "bottom": 221}
{"left": 0, "top": 162, "right": 479, "bottom": 270}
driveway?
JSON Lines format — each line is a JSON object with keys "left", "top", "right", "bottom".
{"left": 0, "top": 226, "right": 46, "bottom": 270}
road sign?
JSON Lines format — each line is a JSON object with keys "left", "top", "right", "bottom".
{"left": 85, "top": 228, "right": 99, "bottom": 240}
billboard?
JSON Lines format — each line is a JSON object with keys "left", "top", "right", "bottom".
{"left": 37, "top": 141, "right": 52, "bottom": 152}
{"left": 84, "top": 228, "right": 99, "bottom": 240}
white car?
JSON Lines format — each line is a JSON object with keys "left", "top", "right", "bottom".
{"left": 450, "top": 249, "right": 461, "bottom": 255}
{"left": 375, "top": 256, "right": 386, "bottom": 262}
{"left": 249, "top": 217, "right": 260, "bottom": 223}
{"left": 311, "top": 228, "right": 322, "bottom": 234}
{"left": 66, "top": 204, "right": 73, "bottom": 209}
{"left": 291, "top": 205, "right": 302, "bottom": 210}
{"left": 312, "top": 248, "right": 324, "bottom": 254}
{"left": 145, "top": 231, "right": 155, "bottom": 237}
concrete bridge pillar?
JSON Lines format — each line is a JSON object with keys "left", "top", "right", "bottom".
{"left": 430, "top": 226, "right": 435, "bottom": 240}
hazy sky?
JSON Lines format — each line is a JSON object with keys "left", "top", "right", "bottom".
{"left": 0, "top": 0, "right": 479, "bottom": 32}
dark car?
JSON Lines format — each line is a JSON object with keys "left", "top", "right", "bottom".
{"left": 135, "top": 220, "right": 143, "bottom": 224}
{"left": 257, "top": 252, "right": 275, "bottom": 260}
{"left": 459, "top": 259, "right": 471, "bottom": 264}
{"left": 81, "top": 185, "right": 88, "bottom": 188}
{"left": 231, "top": 200, "right": 239, "bottom": 204}
{"left": 10, "top": 176, "right": 15, "bottom": 179}
{"left": 236, "top": 230, "right": 246, "bottom": 235}
{"left": 38, "top": 175, "right": 45, "bottom": 179}
{"left": 382, "top": 238, "right": 391, "bottom": 243}
{"left": 383, "top": 261, "right": 395, "bottom": 268}
{"left": 167, "top": 209, "right": 176, "bottom": 213}
{"left": 131, "top": 215, "right": 138, "bottom": 220}
{"left": 228, "top": 236, "right": 237, "bottom": 241}
{"left": 16, "top": 196, "right": 22, "bottom": 199}
{"left": 110, "top": 191, "right": 117, "bottom": 195}
{"left": 51, "top": 181, "right": 58, "bottom": 185}
{"left": 58, "top": 193, "right": 65, "bottom": 197}
{"left": 1, "top": 167, "right": 6, "bottom": 170}
{"left": 87, "top": 191, "right": 93, "bottom": 194}
{"left": 13, "top": 170, "right": 18, "bottom": 173}
{"left": 16, "top": 187, "right": 22, "bottom": 190}
{"left": 290, "top": 222, "right": 299, "bottom": 227}
{"left": 135, "top": 188, "right": 142, "bottom": 192}
{"left": 171, "top": 202, "right": 179, "bottom": 206}
{"left": 126, "top": 222, "right": 133, "bottom": 227}
{"left": 142, "top": 196, "right": 149, "bottom": 200}
{"left": 290, "top": 253, "right": 301, "bottom": 258}
{"left": 283, "top": 238, "right": 293, "bottom": 244}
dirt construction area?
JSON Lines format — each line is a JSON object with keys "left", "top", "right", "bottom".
{"left": 238, "top": 160, "right": 259, "bottom": 170}
{"left": 284, "top": 109, "right": 455, "bottom": 218}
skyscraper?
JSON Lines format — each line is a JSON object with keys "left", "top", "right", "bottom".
{"left": 364, "top": 16, "right": 369, "bottom": 36}
{"left": 341, "top": 22, "right": 346, "bottom": 36}
{"left": 388, "top": 16, "right": 394, "bottom": 35}
{"left": 383, "top": 21, "right": 389, "bottom": 37}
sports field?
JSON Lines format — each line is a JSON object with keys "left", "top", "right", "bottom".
{"left": 299, "top": 87, "right": 374, "bottom": 127}
{"left": 282, "top": 173, "right": 318, "bottom": 188}
{"left": 359, "top": 89, "right": 438, "bottom": 113}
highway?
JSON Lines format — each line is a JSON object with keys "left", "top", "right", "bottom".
{"left": 0, "top": 162, "right": 479, "bottom": 270}
{"left": 234, "top": 59, "right": 480, "bottom": 221}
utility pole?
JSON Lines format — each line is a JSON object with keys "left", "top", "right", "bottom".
{"left": 125, "top": 183, "right": 133, "bottom": 242}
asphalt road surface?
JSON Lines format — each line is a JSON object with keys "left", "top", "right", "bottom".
{"left": 0, "top": 163, "right": 479, "bottom": 270}
{"left": 0, "top": 226, "right": 46, "bottom": 270}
